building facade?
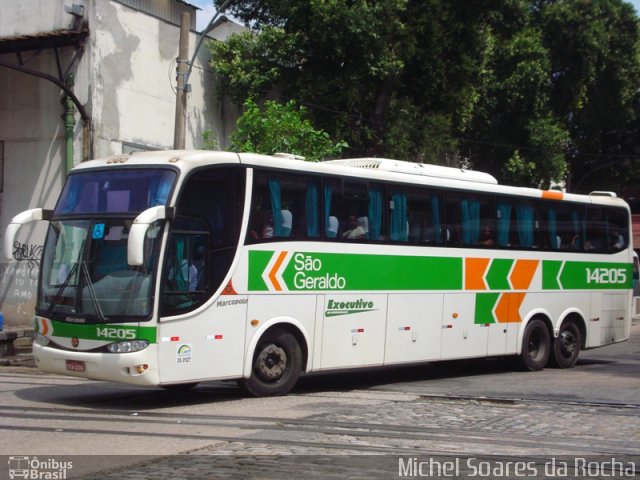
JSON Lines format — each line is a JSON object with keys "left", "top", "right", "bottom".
{"left": 0, "top": 0, "right": 241, "bottom": 326}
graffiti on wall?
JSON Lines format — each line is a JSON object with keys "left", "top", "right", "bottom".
{"left": 1, "top": 242, "right": 43, "bottom": 310}
{"left": 12, "top": 242, "right": 43, "bottom": 276}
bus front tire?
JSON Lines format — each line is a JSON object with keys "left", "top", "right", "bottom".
{"left": 550, "top": 321, "right": 581, "bottom": 368}
{"left": 520, "top": 319, "right": 551, "bottom": 371}
{"left": 241, "top": 329, "right": 302, "bottom": 397}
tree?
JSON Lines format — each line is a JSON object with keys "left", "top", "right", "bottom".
{"left": 228, "top": 98, "right": 347, "bottom": 161}
{"left": 466, "top": 21, "right": 571, "bottom": 187}
{"left": 210, "top": 0, "right": 640, "bottom": 190}
{"left": 210, "top": 0, "right": 496, "bottom": 161}
{"left": 539, "top": 0, "right": 640, "bottom": 193}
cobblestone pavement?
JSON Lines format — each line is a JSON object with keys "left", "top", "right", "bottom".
{"left": 3, "top": 324, "right": 639, "bottom": 479}
{"left": 77, "top": 392, "right": 639, "bottom": 479}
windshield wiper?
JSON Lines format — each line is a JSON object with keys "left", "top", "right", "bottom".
{"left": 80, "top": 261, "right": 106, "bottom": 322}
{"left": 46, "top": 262, "right": 79, "bottom": 315}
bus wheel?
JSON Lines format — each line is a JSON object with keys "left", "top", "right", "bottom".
{"left": 520, "top": 319, "right": 551, "bottom": 371}
{"left": 550, "top": 321, "right": 581, "bottom": 368}
{"left": 242, "top": 329, "right": 303, "bottom": 397}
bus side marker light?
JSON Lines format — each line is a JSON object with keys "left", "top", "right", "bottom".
{"left": 135, "top": 364, "right": 148, "bottom": 374}
{"left": 452, "top": 313, "right": 459, "bottom": 319}
{"left": 250, "top": 319, "right": 259, "bottom": 327}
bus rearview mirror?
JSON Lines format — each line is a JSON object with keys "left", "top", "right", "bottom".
{"left": 4, "top": 208, "right": 52, "bottom": 260}
{"left": 128, "top": 206, "right": 174, "bottom": 266}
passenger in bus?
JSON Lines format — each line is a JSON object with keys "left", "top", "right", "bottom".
{"left": 262, "top": 212, "right": 274, "bottom": 239}
{"left": 610, "top": 231, "right": 624, "bottom": 250}
{"left": 249, "top": 211, "right": 274, "bottom": 240}
{"left": 326, "top": 216, "right": 339, "bottom": 238}
{"left": 342, "top": 214, "right": 367, "bottom": 240}
{"left": 478, "top": 224, "right": 494, "bottom": 246}
{"left": 166, "top": 249, "right": 199, "bottom": 292}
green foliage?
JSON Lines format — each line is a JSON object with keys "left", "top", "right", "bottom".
{"left": 229, "top": 98, "right": 348, "bottom": 161}
{"left": 210, "top": 0, "right": 640, "bottom": 191}
{"left": 503, "top": 150, "right": 536, "bottom": 186}
{"left": 201, "top": 130, "right": 219, "bottom": 150}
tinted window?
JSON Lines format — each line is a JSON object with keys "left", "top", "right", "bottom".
{"left": 56, "top": 169, "right": 176, "bottom": 214}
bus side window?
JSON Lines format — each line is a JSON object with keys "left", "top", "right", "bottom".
{"left": 585, "top": 207, "right": 607, "bottom": 252}
{"left": 497, "top": 199, "right": 537, "bottom": 249}
{"left": 338, "top": 180, "right": 371, "bottom": 242}
{"left": 446, "top": 192, "right": 494, "bottom": 248}
{"left": 249, "top": 172, "right": 321, "bottom": 242}
{"left": 390, "top": 187, "right": 443, "bottom": 245}
{"left": 604, "top": 206, "right": 629, "bottom": 253}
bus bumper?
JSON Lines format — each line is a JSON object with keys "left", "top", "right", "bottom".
{"left": 32, "top": 343, "right": 160, "bottom": 386}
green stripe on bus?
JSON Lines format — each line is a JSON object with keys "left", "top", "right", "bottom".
{"left": 250, "top": 251, "right": 632, "bottom": 292}
{"left": 44, "top": 320, "right": 157, "bottom": 343}
{"left": 485, "top": 259, "right": 514, "bottom": 290}
{"left": 542, "top": 260, "right": 563, "bottom": 290}
{"left": 543, "top": 260, "right": 632, "bottom": 290}
{"left": 475, "top": 292, "right": 499, "bottom": 324}
{"left": 247, "top": 250, "right": 274, "bottom": 291}
{"left": 250, "top": 251, "right": 463, "bottom": 291}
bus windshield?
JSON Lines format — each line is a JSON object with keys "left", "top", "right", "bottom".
{"left": 37, "top": 168, "right": 175, "bottom": 322}
{"left": 55, "top": 168, "right": 175, "bottom": 215}
{"left": 37, "top": 219, "right": 163, "bottom": 322}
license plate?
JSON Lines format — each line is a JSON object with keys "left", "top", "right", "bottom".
{"left": 65, "top": 360, "right": 85, "bottom": 372}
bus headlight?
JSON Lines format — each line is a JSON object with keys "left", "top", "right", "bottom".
{"left": 34, "top": 333, "right": 51, "bottom": 347}
{"left": 106, "top": 340, "right": 149, "bottom": 353}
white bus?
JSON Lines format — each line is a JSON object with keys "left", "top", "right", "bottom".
{"left": 5, "top": 150, "right": 633, "bottom": 396}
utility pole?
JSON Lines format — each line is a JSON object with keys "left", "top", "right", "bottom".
{"left": 173, "top": 11, "right": 190, "bottom": 149}
{"left": 172, "top": 0, "right": 234, "bottom": 150}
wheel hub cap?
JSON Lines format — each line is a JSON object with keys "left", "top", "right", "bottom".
{"left": 559, "top": 331, "right": 576, "bottom": 358}
{"left": 256, "top": 344, "right": 287, "bottom": 381}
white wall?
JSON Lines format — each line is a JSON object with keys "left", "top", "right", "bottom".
{"left": 0, "top": 0, "right": 240, "bottom": 326}
{"left": 91, "top": 0, "right": 236, "bottom": 156}
{"left": 0, "top": 0, "right": 88, "bottom": 37}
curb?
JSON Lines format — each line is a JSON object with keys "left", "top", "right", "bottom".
{"left": 0, "top": 327, "right": 35, "bottom": 367}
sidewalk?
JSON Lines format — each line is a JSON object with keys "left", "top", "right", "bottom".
{"left": 0, "top": 326, "right": 35, "bottom": 367}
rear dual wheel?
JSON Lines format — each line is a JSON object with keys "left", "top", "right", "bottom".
{"left": 550, "top": 321, "right": 581, "bottom": 368}
{"left": 520, "top": 319, "right": 551, "bottom": 371}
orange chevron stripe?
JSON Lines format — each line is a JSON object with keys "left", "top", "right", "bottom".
{"left": 268, "top": 251, "right": 288, "bottom": 291}
{"left": 465, "top": 257, "right": 490, "bottom": 290}
{"left": 41, "top": 318, "right": 49, "bottom": 336}
{"left": 495, "top": 292, "right": 526, "bottom": 323}
{"left": 510, "top": 259, "right": 539, "bottom": 290}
